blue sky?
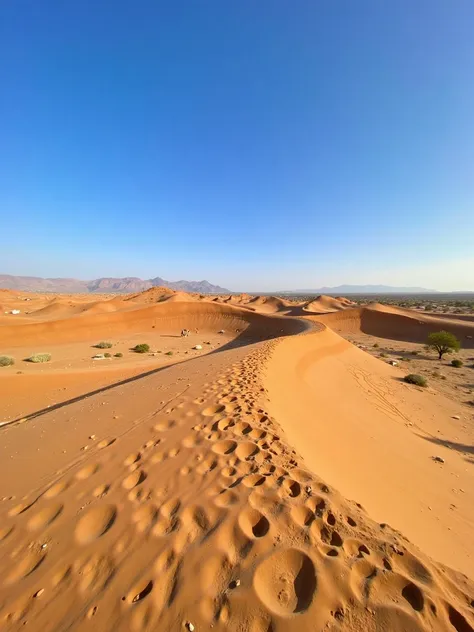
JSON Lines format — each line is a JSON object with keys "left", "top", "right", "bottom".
{"left": 1, "top": 1, "right": 473, "bottom": 291}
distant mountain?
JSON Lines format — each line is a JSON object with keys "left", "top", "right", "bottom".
{"left": 285, "top": 285, "right": 438, "bottom": 294}
{"left": 0, "top": 274, "right": 229, "bottom": 294}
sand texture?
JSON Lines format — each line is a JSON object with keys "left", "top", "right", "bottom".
{"left": 0, "top": 289, "right": 473, "bottom": 631}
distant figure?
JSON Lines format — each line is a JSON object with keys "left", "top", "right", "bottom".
{"left": 181, "top": 329, "right": 190, "bottom": 337}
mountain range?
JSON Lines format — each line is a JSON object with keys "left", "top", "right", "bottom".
{"left": 0, "top": 274, "right": 229, "bottom": 294}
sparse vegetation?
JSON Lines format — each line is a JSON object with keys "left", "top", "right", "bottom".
{"left": 411, "top": 350, "right": 419, "bottom": 356}
{"left": 114, "top": 352, "right": 123, "bottom": 358}
{"left": 425, "top": 331, "right": 460, "bottom": 360}
{"left": 132, "top": 343, "right": 150, "bottom": 354}
{"left": 404, "top": 374, "right": 427, "bottom": 387}
{"left": 380, "top": 352, "right": 387, "bottom": 358}
{"left": 373, "top": 343, "right": 379, "bottom": 348}
{"left": 0, "top": 355, "right": 15, "bottom": 367}
{"left": 432, "top": 371, "right": 441, "bottom": 378}
{"left": 95, "top": 341, "right": 113, "bottom": 349}
{"left": 165, "top": 351, "right": 173, "bottom": 356}
{"left": 26, "top": 353, "right": 51, "bottom": 363}
{"left": 104, "top": 352, "right": 112, "bottom": 358}
{"left": 451, "top": 359, "right": 463, "bottom": 368}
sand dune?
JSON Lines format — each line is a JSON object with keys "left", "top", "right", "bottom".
{"left": 0, "top": 290, "right": 473, "bottom": 631}
{"left": 0, "top": 301, "right": 307, "bottom": 347}
{"left": 303, "top": 294, "right": 354, "bottom": 313}
{"left": 317, "top": 303, "right": 474, "bottom": 347}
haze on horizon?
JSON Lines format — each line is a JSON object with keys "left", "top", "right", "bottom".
{"left": 1, "top": 1, "right": 473, "bottom": 292}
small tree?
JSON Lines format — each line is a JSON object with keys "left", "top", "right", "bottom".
{"left": 425, "top": 331, "right": 460, "bottom": 360}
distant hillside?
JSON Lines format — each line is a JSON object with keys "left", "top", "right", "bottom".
{"left": 286, "top": 284, "right": 438, "bottom": 294}
{"left": 0, "top": 274, "right": 229, "bottom": 294}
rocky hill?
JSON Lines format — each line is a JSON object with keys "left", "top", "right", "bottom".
{"left": 0, "top": 274, "right": 229, "bottom": 294}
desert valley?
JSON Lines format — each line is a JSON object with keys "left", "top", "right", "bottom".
{"left": 0, "top": 286, "right": 473, "bottom": 631}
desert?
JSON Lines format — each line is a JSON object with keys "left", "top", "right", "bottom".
{"left": 3, "top": 2, "right": 474, "bottom": 629}
{"left": 0, "top": 287, "right": 473, "bottom": 631}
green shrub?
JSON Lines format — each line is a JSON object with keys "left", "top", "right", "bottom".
{"left": 165, "top": 351, "right": 173, "bottom": 356}
{"left": 451, "top": 359, "right": 463, "bottom": 368}
{"left": 404, "top": 374, "right": 427, "bottom": 387}
{"left": 132, "top": 343, "right": 150, "bottom": 354}
{"left": 114, "top": 352, "right": 123, "bottom": 358}
{"left": 0, "top": 355, "right": 14, "bottom": 367}
{"left": 26, "top": 353, "right": 51, "bottom": 363}
{"left": 104, "top": 352, "right": 112, "bottom": 358}
{"left": 95, "top": 341, "right": 113, "bottom": 349}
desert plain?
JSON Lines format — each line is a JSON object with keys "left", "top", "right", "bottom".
{"left": 0, "top": 287, "right": 473, "bottom": 631}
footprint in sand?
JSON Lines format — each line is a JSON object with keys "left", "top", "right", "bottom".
{"left": 43, "top": 479, "right": 70, "bottom": 498}
{"left": 75, "top": 463, "right": 100, "bottom": 480}
{"left": 27, "top": 503, "right": 63, "bottom": 531}
{"left": 238, "top": 507, "right": 270, "bottom": 538}
{"left": 122, "top": 470, "right": 147, "bottom": 490}
{"left": 202, "top": 404, "right": 226, "bottom": 417}
{"left": 235, "top": 441, "right": 259, "bottom": 460}
{"left": 6, "top": 550, "right": 46, "bottom": 584}
{"left": 75, "top": 504, "right": 117, "bottom": 544}
{"left": 253, "top": 549, "right": 317, "bottom": 616}
{"left": 212, "top": 439, "right": 237, "bottom": 455}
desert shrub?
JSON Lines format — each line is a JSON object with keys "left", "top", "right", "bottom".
{"left": 27, "top": 353, "right": 51, "bottom": 363}
{"left": 411, "top": 350, "right": 419, "bottom": 356}
{"left": 425, "top": 331, "right": 460, "bottom": 360}
{"left": 432, "top": 371, "right": 441, "bottom": 378}
{"left": 132, "top": 343, "right": 150, "bottom": 354}
{"left": 451, "top": 359, "right": 463, "bottom": 368}
{"left": 95, "top": 341, "right": 113, "bottom": 349}
{"left": 104, "top": 352, "right": 112, "bottom": 358}
{"left": 404, "top": 374, "right": 427, "bottom": 387}
{"left": 380, "top": 353, "right": 387, "bottom": 358}
{"left": 0, "top": 355, "right": 14, "bottom": 367}
{"left": 114, "top": 352, "right": 123, "bottom": 358}
{"left": 165, "top": 351, "right": 173, "bottom": 356}
{"left": 373, "top": 343, "right": 379, "bottom": 348}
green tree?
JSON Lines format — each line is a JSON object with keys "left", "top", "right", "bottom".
{"left": 425, "top": 331, "right": 460, "bottom": 360}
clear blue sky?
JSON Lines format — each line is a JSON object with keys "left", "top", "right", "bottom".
{"left": 1, "top": 1, "right": 473, "bottom": 291}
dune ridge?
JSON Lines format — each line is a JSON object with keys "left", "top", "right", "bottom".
{"left": 316, "top": 303, "right": 474, "bottom": 347}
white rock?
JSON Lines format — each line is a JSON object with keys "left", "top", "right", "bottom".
{"left": 193, "top": 345, "right": 203, "bottom": 350}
